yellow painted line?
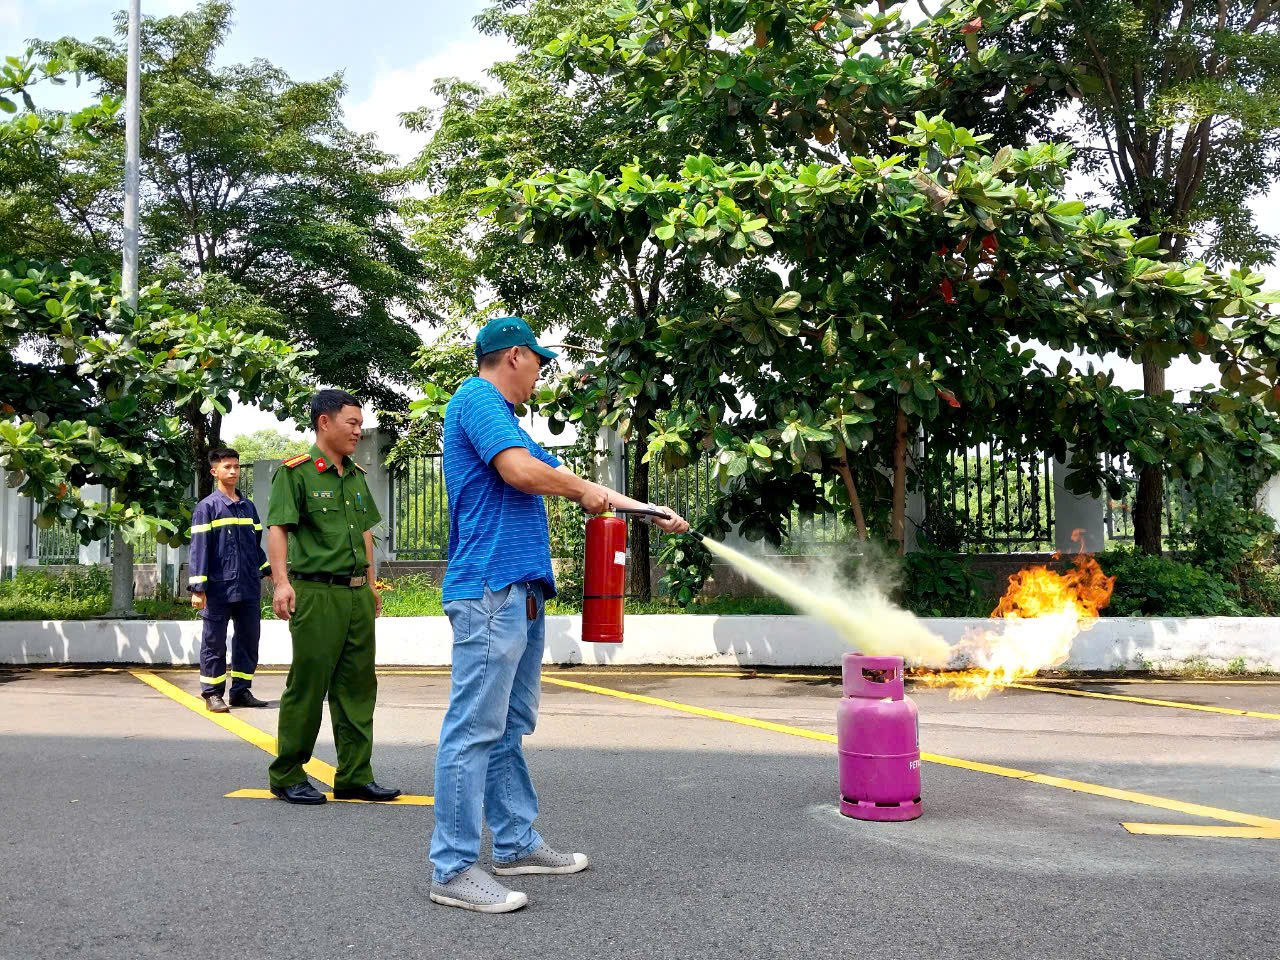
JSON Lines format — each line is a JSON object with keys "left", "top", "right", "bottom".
{"left": 1003, "top": 677, "right": 1280, "bottom": 686}
{"left": 542, "top": 676, "right": 1280, "bottom": 830}
{"left": 250, "top": 668, "right": 843, "bottom": 680}
{"left": 1010, "top": 682, "right": 1280, "bottom": 720}
{"left": 226, "top": 788, "right": 432, "bottom": 806}
{"left": 129, "top": 669, "right": 339, "bottom": 786}
{"left": 541, "top": 676, "right": 840, "bottom": 744}
{"left": 1122, "top": 822, "right": 1280, "bottom": 839}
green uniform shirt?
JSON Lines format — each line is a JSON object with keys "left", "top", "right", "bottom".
{"left": 266, "top": 444, "right": 382, "bottom": 575}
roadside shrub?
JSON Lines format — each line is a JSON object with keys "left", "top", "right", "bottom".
{"left": 1098, "top": 550, "right": 1245, "bottom": 617}
{"left": 1190, "top": 500, "right": 1275, "bottom": 580}
{"left": 900, "top": 549, "right": 992, "bottom": 618}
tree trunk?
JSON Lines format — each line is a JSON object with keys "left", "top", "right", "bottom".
{"left": 834, "top": 443, "right": 868, "bottom": 540}
{"left": 1133, "top": 353, "right": 1166, "bottom": 556}
{"left": 891, "top": 406, "right": 908, "bottom": 555}
{"left": 187, "top": 404, "right": 223, "bottom": 500}
{"left": 108, "top": 531, "right": 136, "bottom": 617}
{"left": 627, "top": 440, "right": 653, "bottom": 601}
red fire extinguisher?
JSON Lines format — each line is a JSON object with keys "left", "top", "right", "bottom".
{"left": 582, "top": 506, "right": 673, "bottom": 643}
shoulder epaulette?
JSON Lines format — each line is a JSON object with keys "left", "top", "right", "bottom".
{"left": 352, "top": 460, "right": 366, "bottom": 473}
{"left": 282, "top": 454, "right": 311, "bottom": 469}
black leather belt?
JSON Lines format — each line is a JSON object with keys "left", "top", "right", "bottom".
{"left": 292, "top": 571, "right": 368, "bottom": 588}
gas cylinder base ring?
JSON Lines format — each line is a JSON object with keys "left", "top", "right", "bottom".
{"left": 840, "top": 796, "right": 923, "bottom": 823}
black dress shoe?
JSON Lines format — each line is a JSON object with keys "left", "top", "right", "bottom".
{"left": 205, "top": 695, "right": 230, "bottom": 713}
{"left": 229, "top": 690, "right": 269, "bottom": 708}
{"left": 270, "top": 782, "right": 327, "bottom": 805}
{"left": 332, "top": 781, "right": 401, "bottom": 802}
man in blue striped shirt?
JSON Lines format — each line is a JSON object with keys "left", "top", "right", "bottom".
{"left": 189, "top": 447, "right": 271, "bottom": 713}
{"left": 429, "top": 316, "right": 688, "bottom": 914}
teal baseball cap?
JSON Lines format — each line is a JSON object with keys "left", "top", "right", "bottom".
{"left": 474, "top": 316, "right": 558, "bottom": 363}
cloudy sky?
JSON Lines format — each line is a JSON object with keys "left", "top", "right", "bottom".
{"left": 1, "top": 1, "right": 1275, "bottom": 441}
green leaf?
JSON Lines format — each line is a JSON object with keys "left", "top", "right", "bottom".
{"left": 1049, "top": 201, "right": 1084, "bottom": 217}
{"left": 773, "top": 291, "right": 801, "bottom": 312}
{"left": 0, "top": 96, "right": 15, "bottom": 114}
{"left": 45, "top": 299, "right": 62, "bottom": 318}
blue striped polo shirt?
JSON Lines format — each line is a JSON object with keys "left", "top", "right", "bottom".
{"left": 441, "top": 377, "right": 562, "bottom": 601}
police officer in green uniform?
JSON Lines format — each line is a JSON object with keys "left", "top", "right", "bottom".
{"left": 265, "top": 388, "right": 401, "bottom": 805}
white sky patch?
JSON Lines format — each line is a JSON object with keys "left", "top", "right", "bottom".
{"left": 344, "top": 31, "right": 516, "bottom": 167}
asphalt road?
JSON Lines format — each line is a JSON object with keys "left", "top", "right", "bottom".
{"left": 2, "top": 667, "right": 1278, "bottom": 960}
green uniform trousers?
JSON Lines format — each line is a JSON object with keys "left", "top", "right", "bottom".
{"left": 269, "top": 580, "right": 378, "bottom": 790}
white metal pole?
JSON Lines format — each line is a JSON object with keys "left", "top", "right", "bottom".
{"left": 111, "top": 0, "right": 142, "bottom": 617}
{"left": 122, "top": 0, "right": 141, "bottom": 310}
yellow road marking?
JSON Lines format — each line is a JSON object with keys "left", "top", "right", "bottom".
{"left": 226, "top": 788, "right": 432, "bottom": 806}
{"left": 1010, "top": 682, "right": 1280, "bottom": 719}
{"left": 541, "top": 676, "right": 1280, "bottom": 830}
{"left": 130, "top": 669, "right": 339, "bottom": 785}
{"left": 541, "top": 675, "right": 840, "bottom": 744}
{"left": 248, "top": 668, "right": 843, "bottom": 680}
{"left": 1122, "top": 822, "right": 1280, "bottom": 839}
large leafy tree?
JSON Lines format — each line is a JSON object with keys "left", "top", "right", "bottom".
{"left": 924, "top": 0, "right": 1280, "bottom": 553}
{"left": 484, "top": 0, "right": 1280, "bottom": 596}
{"left": 0, "top": 49, "right": 313, "bottom": 612}
{"left": 404, "top": 0, "right": 764, "bottom": 596}
{"left": 8, "top": 2, "right": 429, "bottom": 497}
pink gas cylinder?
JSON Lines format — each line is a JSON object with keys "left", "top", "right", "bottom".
{"left": 836, "top": 653, "right": 922, "bottom": 822}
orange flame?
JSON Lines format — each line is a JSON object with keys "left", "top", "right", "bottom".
{"left": 918, "top": 531, "right": 1115, "bottom": 698}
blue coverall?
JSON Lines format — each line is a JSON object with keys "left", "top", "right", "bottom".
{"left": 188, "top": 489, "right": 271, "bottom": 699}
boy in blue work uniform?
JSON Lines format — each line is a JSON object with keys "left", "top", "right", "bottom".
{"left": 189, "top": 447, "right": 271, "bottom": 713}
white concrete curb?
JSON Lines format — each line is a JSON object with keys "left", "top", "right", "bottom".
{"left": 2, "top": 615, "right": 1278, "bottom": 671}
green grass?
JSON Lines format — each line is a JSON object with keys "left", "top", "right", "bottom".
{"left": 1, "top": 568, "right": 797, "bottom": 620}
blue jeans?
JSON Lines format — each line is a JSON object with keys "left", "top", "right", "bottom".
{"left": 430, "top": 581, "right": 546, "bottom": 884}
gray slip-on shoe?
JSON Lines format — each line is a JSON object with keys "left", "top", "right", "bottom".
{"left": 429, "top": 865, "right": 528, "bottom": 914}
{"left": 493, "top": 842, "right": 589, "bottom": 876}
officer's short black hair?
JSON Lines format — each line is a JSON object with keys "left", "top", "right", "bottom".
{"left": 208, "top": 447, "right": 239, "bottom": 466}
{"left": 311, "top": 388, "right": 362, "bottom": 428}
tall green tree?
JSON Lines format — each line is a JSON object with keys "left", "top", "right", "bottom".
{"left": 486, "top": 0, "right": 1279, "bottom": 591}
{"left": 924, "top": 0, "right": 1280, "bottom": 553}
{"left": 404, "top": 0, "right": 760, "bottom": 596}
{"left": 8, "top": 2, "right": 429, "bottom": 497}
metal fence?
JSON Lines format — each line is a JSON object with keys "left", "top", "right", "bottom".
{"left": 920, "top": 439, "right": 1056, "bottom": 553}
{"left": 29, "top": 465, "right": 249, "bottom": 566}
{"left": 1101, "top": 456, "right": 1221, "bottom": 547}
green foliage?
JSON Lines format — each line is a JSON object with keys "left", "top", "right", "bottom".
{"left": 658, "top": 534, "right": 715, "bottom": 607}
{"left": 0, "top": 566, "right": 194, "bottom": 620}
{"left": 6, "top": 5, "right": 430, "bottom": 491}
{"left": 0, "top": 259, "right": 314, "bottom": 544}
{"left": 1190, "top": 500, "right": 1276, "bottom": 580}
{"left": 377, "top": 575, "right": 446, "bottom": 617}
{"left": 900, "top": 550, "right": 993, "bottom": 618}
{"left": 227, "top": 429, "right": 311, "bottom": 464}
{"left": 1099, "top": 549, "right": 1246, "bottom": 617}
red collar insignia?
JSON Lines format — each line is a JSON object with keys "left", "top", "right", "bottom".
{"left": 315, "top": 457, "right": 327, "bottom": 472}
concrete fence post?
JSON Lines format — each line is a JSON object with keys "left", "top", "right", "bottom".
{"left": 1052, "top": 447, "right": 1106, "bottom": 554}
{"left": 1258, "top": 472, "right": 1280, "bottom": 528}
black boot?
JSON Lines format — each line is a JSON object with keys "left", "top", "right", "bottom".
{"left": 229, "top": 689, "right": 269, "bottom": 708}
{"left": 270, "top": 781, "right": 327, "bottom": 805}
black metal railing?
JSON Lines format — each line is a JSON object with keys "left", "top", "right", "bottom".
{"left": 920, "top": 439, "right": 1056, "bottom": 553}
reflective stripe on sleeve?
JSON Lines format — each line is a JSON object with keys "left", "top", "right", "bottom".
{"left": 189, "top": 575, "right": 208, "bottom": 585}
{"left": 259, "top": 561, "right": 270, "bottom": 570}
{"left": 209, "top": 518, "right": 257, "bottom": 529}
{"left": 190, "top": 523, "right": 211, "bottom": 534}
